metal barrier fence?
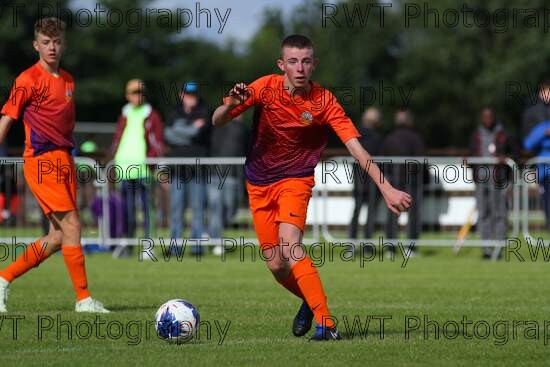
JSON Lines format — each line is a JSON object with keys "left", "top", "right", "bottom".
{"left": 0, "top": 156, "right": 102, "bottom": 244}
{"left": 100, "top": 157, "right": 254, "bottom": 248}
{"left": 0, "top": 156, "right": 540, "bottom": 252}
{"left": 99, "top": 158, "right": 321, "bottom": 249}
{"left": 314, "top": 156, "right": 521, "bottom": 249}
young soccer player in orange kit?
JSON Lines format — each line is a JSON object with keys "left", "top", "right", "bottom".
{"left": 212, "top": 35, "right": 412, "bottom": 340}
{"left": 0, "top": 18, "right": 109, "bottom": 313}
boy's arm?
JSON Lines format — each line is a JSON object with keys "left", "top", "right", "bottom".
{"left": 212, "top": 83, "right": 251, "bottom": 127}
{"left": 212, "top": 104, "right": 236, "bottom": 127}
{"left": 0, "top": 115, "right": 15, "bottom": 145}
{"left": 345, "top": 137, "right": 412, "bottom": 215}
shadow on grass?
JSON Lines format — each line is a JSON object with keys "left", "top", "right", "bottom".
{"left": 107, "top": 305, "right": 156, "bottom": 312}
{"left": 339, "top": 330, "right": 404, "bottom": 341}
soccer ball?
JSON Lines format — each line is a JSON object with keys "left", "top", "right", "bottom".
{"left": 155, "top": 299, "right": 200, "bottom": 343}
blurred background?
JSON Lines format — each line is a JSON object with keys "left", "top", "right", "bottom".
{"left": 1, "top": 0, "right": 548, "bottom": 153}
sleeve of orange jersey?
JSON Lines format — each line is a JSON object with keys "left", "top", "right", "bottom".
{"left": 222, "top": 76, "right": 269, "bottom": 119}
{"left": 323, "top": 91, "right": 361, "bottom": 143}
{"left": 1, "top": 74, "right": 31, "bottom": 121}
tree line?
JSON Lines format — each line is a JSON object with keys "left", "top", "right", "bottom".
{"left": 0, "top": 0, "right": 548, "bottom": 150}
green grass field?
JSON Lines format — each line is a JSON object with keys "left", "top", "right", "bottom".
{"left": 0, "top": 243, "right": 549, "bottom": 366}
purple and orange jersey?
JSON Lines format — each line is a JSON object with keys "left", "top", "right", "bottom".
{"left": 224, "top": 74, "right": 360, "bottom": 185}
{"left": 1, "top": 62, "right": 75, "bottom": 157}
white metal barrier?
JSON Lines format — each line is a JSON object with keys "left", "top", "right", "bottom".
{"left": 0, "top": 155, "right": 537, "bottom": 251}
{"left": 0, "top": 156, "right": 102, "bottom": 244}
{"left": 314, "top": 156, "right": 520, "bottom": 248}
{"left": 99, "top": 157, "right": 321, "bottom": 248}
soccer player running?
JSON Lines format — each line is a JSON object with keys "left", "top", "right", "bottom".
{"left": 212, "top": 35, "right": 412, "bottom": 340}
{"left": 0, "top": 18, "right": 109, "bottom": 313}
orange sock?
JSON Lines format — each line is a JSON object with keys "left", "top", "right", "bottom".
{"left": 61, "top": 245, "right": 91, "bottom": 301}
{"left": 0, "top": 240, "right": 50, "bottom": 282}
{"left": 292, "top": 256, "right": 335, "bottom": 328}
{"left": 277, "top": 271, "right": 304, "bottom": 299}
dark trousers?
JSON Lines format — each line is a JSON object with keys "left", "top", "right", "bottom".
{"left": 475, "top": 181, "right": 508, "bottom": 239}
{"left": 349, "top": 178, "right": 380, "bottom": 239}
{"left": 386, "top": 168, "right": 422, "bottom": 245}
{"left": 476, "top": 180, "right": 508, "bottom": 256}
{"left": 121, "top": 179, "right": 150, "bottom": 238}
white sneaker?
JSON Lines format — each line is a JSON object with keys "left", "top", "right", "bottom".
{"left": 0, "top": 277, "right": 9, "bottom": 313}
{"left": 75, "top": 297, "right": 110, "bottom": 313}
{"left": 212, "top": 245, "right": 224, "bottom": 256}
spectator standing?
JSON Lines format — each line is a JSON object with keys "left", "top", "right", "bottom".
{"left": 111, "top": 79, "right": 164, "bottom": 256}
{"left": 522, "top": 76, "right": 550, "bottom": 139}
{"left": 380, "top": 110, "right": 425, "bottom": 255}
{"left": 349, "top": 107, "right": 384, "bottom": 240}
{"left": 208, "top": 114, "right": 248, "bottom": 255}
{"left": 164, "top": 82, "right": 211, "bottom": 254}
{"left": 471, "top": 107, "right": 511, "bottom": 259}
{"left": 524, "top": 116, "right": 550, "bottom": 235}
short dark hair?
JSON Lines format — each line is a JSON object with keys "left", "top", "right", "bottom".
{"left": 281, "top": 34, "right": 314, "bottom": 51}
{"left": 34, "top": 17, "right": 66, "bottom": 39}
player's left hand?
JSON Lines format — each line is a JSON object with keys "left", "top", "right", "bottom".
{"left": 382, "top": 186, "right": 412, "bottom": 215}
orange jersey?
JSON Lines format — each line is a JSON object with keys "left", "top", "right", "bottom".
{"left": 224, "top": 74, "right": 360, "bottom": 185}
{"left": 1, "top": 62, "right": 75, "bottom": 157}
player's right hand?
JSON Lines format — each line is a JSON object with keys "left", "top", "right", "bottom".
{"left": 382, "top": 186, "right": 413, "bottom": 215}
{"left": 227, "top": 82, "right": 251, "bottom": 106}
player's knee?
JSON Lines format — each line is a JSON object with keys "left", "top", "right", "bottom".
{"left": 266, "top": 258, "right": 290, "bottom": 279}
{"left": 279, "top": 233, "right": 301, "bottom": 247}
{"left": 62, "top": 215, "right": 81, "bottom": 235}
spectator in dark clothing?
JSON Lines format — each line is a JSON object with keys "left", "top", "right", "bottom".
{"left": 164, "top": 82, "right": 211, "bottom": 253}
{"left": 349, "top": 107, "right": 384, "bottom": 239}
{"left": 207, "top": 114, "right": 249, "bottom": 255}
{"left": 522, "top": 77, "right": 550, "bottom": 139}
{"left": 524, "top": 118, "right": 550, "bottom": 234}
{"left": 470, "top": 107, "right": 511, "bottom": 259}
{"left": 380, "top": 110, "right": 425, "bottom": 255}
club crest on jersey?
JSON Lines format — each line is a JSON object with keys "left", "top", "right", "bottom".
{"left": 300, "top": 111, "right": 313, "bottom": 125}
{"left": 66, "top": 89, "right": 73, "bottom": 99}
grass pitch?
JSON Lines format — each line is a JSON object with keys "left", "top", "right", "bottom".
{"left": 0, "top": 244, "right": 548, "bottom": 367}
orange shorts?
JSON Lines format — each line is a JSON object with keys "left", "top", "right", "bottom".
{"left": 246, "top": 176, "right": 314, "bottom": 250}
{"left": 23, "top": 149, "right": 78, "bottom": 215}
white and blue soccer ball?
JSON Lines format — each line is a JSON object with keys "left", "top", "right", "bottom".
{"left": 155, "top": 299, "right": 200, "bottom": 343}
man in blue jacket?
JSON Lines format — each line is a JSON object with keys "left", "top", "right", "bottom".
{"left": 524, "top": 120, "right": 550, "bottom": 231}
